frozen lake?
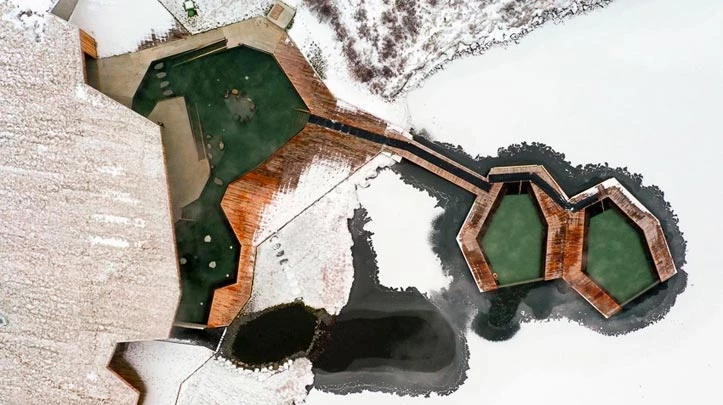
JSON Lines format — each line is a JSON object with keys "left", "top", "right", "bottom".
{"left": 309, "top": 0, "right": 723, "bottom": 403}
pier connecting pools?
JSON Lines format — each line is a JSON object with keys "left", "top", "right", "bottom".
{"left": 133, "top": 43, "right": 308, "bottom": 323}
{"left": 585, "top": 200, "right": 658, "bottom": 304}
{"left": 131, "top": 25, "right": 676, "bottom": 326}
{"left": 466, "top": 167, "right": 676, "bottom": 317}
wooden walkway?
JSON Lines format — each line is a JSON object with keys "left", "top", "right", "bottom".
{"left": 530, "top": 183, "right": 568, "bottom": 281}
{"left": 457, "top": 184, "right": 503, "bottom": 291}
{"left": 200, "top": 26, "right": 676, "bottom": 324}
{"left": 208, "top": 124, "right": 381, "bottom": 327}
{"left": 571, "top": 179, "right": 677, "bottom": 282}
{"left": 490, "top": 165, "right": 568, "bottom": 198}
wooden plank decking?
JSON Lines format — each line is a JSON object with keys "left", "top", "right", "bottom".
{"left": 469, "top": 167, "right": 675, "bottom": 317}
{"left": 560, "top": 210, "right": 622, "bottom": 317}
{"left": 457, "top": 184, "right": 503, "bottom": 291}
{"left": 199, "top": 26, "right": 676, "bottom": 325}
{"left": 593, "top": 184, "right": 677, "bottom": 282}
{"left": 207, "top": 124, "right": 381, "bottom": 327}
{"left": 80, "top": 29, "right": 98, "bottom": 59}
{"left": 490, "top": 165, "right": 567, "bottom": 198}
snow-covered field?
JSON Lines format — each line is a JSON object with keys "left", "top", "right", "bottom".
{"left": 298, "top": 0, "right": 613, "bottom": 99}
{"left": 247, "top": 153, "right": 396, "bottom": 315}
{"left": 69, "top": 0, "right": 179, "bottom": 57}
{"left": 308, "top": 0, "right": 723, "bottom": 403}
{"left": 356, "top": 168, "right": 451, "bottom": 295}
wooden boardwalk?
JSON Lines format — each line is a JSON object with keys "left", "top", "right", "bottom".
{"left": 490, "top": 165, "right": 568, "bottom": 198}
{"left": 560, "top": 210, "right": 622, "bottom": 317}
{"left": 196, "top": 26, "right": 676, "bottom": 324}
{"left": 486, "top": 166, "right": 674, "bottom": 317}
{"left": 208, "top": 124, "right": 381, "bottom": 327}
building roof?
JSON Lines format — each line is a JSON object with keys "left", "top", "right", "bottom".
{"left": 0, "top": 8, "right": 179, "bottom": 404}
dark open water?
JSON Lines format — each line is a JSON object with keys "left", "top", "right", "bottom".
{"left": 200, "top": 142, "right": 687, "bottom": 397}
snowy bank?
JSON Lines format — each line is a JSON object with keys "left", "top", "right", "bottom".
{"left": 357, "top": 168, "right": 451, "bottom": 296}
{"left": 69, "top": 0, "right": 179, "bottom": 57}
{"left": 177, "top": 356, "right": 313, "bottom": 404}
{"left": 248, "top": 153, "right": 397, "bottom": 315}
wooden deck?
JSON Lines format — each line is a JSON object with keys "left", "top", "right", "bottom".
{"left": 198, "top": 27, "right": 676, "bottom": 324}
{"left": 80, "top": 29, "right": 98, "bottom": 59}
{"left": 560, "top": 210, "right": 622, "bottom": 317}
{"left": 456, "top": 184, "right": 503, "bottom": 291}
{"left": 573, "top": 180, "right": 677, "bottom": 282}
{"left": 207, "top": 124, "right": 381, "bottom": 327}
{"left": 530, "top": 183, "right": 567, "bottom": 280}
{"left": 479, "top": 167, "right": 674, "bottom": 317}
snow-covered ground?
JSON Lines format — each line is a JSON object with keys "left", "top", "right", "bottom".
{"left": 248, "top": 153, "right": 397, "bottom": 315}
{"left": 177, "top": 357, "right": 313, "bottom": 404}
{"left": 290, "top": 4, "right": 410, "bottom": 125}
{"left": 159, "top": 0, "right": 273, "bottom": 34}
{"left": 297, "top": 0, "right": 612, "bottom": 99}
{"left": 115, "top": 341, "right": 213, "bottom": 405}
{"left": 69, "top": 0, "right": 178, "bottom": 57}
{"left": 356, "top": 168, "right": 451, "bottom": 295}
{"left": 308, "top": 0, "right": 723, "bottom": 403}
{"left": 1, "top": 0, "right": 55, "bottom": 40}
{"left": 1, "top": 3, "right": 180, "bottom": 402}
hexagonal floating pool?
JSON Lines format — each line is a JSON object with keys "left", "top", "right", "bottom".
{"left": 478, "top": 182, "right": 546, "bottom": 287}
{"left": 584, "top": 199, "right": 659, "bottom": 304}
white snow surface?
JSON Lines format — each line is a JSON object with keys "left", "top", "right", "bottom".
{"left": 357, "top": 168, "right": 451, "bottom": 295}
{"left": 255, "top": 155, "right": 354, "bottom": 245}
{"left": 308, "top": 0, "right": 723, "bottom": 404}
{"left": 294, "top": 0, "right": 611, "bottom": 99}
{"left": 290, "top": 4, "right": 410, "bottom": 126}
{"left": 1, "top": 0, "right": 56, "bottom": 40}
{"left": 177, "top": 357, "right": 313, "bottom": 405}
{"left": 159, "top": 0, "right": 276, "bottom": 34}
{"left": 69, "top": 0, "right": 178, "bottom": 57}
{"left": 248, "top": 153, "right": 396, "bottom": 315}
{"left": 117, "top": 341, "right": 213, "bottom": 405}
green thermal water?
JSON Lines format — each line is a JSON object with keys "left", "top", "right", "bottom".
{"left": 480, "top": 193, "right": 545, "bottom": 286}
{"left": 586, "top": 207, "right": 657, "bottom": 303}
{"left": 133, "top": 45, "right": 308, "bottom": 323}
